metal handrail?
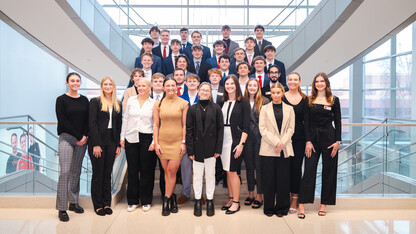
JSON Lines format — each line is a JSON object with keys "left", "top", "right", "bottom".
{"left": 4, "top": 126, "right": 58, "bottom": 153}
{"left": 268, "top": 0, "right": 307, "bottom": 36}
{"left": 110, "top": 0, "right": 149, "bottom": 35}
{"left": 266, "top": 0, "right": 296, "bottom": 26}
{"left": 0, "top": 114, "right": 58, "bottom": 140}
{"left": 0, "top": 141, "right": 59, "bottom": 167}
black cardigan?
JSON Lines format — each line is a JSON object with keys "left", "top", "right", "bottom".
{"left": 220, "top": 98, "right": 250, "bottom": 147}
{"left": 186, "top": 101, "right": 224, "bottom": 162}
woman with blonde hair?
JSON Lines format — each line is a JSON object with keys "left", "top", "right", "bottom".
{"left": 88, "top": 77, "right": 122, "bottom": 216}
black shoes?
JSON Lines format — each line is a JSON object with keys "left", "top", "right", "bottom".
{"left": 95, "top": 208, "right": 106, "bottom": 216}
{"left": 170, "top": 193, "right": 178, "bottom": 213}
{"left": 104, "top": 207, "right": 113, "bottom": 215}
{"left": 58, "top": 210, "right": 69, "bottom": 222}
{"left": 68, "top": 203, "right": 84, "bottom": 213}
{"left": 225, "top": 201, "right": 240, "bottom": 215}
{"left": 221, "top": 197, "right": 233, "bottom": 210}
{"left": 206, "top": 199, "right": 215, "bottom": 217}
{"left": 194, "top": 199, "right": 202, "bottom": 217}
{"left": 162, "top": 196, "right": 170, "bottom": 216}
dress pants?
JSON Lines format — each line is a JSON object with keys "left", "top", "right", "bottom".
{"left": 261, "top": 154, "right": 290, "bottom": 215}
{"left": 56, "top": 133, "right": 87, "bottom": 211}
{"left": 244, "top": 134, "right": 262, "bottom": 193}
{"left": 125, "top": 133, "right": 157, "bottom": 206}
{"left": 193, "top": 157, "right": 216, "bottom": 200}
{"left": 290, "top": 140, "right": 305, "bottom": 194}
{"left": 181, "top": 153, "right": 192, "bottom": 198}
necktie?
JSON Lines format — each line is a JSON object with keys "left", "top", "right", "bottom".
{"left": 155, "top": 94, "right": 160, "bottom": 101}
{"left": 222, "top": 73, "right": 226, "bottom": 83}
{"left": 163, "top": 46, "right": 167, "bottom": 58}
{"left": 196, "top": 61, "right": 200, "bottom": 74}
{"left": 268, "top": 63, "right": 272, "bottom": 69}
{"left": 258, "top": 40, "right": 262, "bottom": 48}
{"left": 182, "top": 44, "right": 186, "bottom": 51}
{"left": 174, "top": 55, "right": 177, "bottom": 60}
{"left": 177, "top": 87, "right": 181, "bottom": 96}
{"left": 258, "top": 75, "right": 263, "bottom": 88}
{"left": 248, "top": 54, "right": 252, "bottom": 65}
{"left": 217, "top": 57, "right": 220, "bottom": 69}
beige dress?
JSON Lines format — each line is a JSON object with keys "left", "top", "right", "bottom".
{"left": 155, "top": 95, "right": 188, "bottom": 160}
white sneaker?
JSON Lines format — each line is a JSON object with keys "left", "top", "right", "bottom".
{"left": 142, "top": 204, "right": 151, "bottom": 212}
{"left": 127, "top": 205, "right": 138, "bottom": 212}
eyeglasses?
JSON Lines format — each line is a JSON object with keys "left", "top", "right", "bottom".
{"left": 199, "top": 89, "right": 211, "bottom": 93}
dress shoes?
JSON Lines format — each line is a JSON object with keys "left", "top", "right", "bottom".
{"left": 162, "top": 197, "right": 170, "bottom": 216}
{"left": 68, "top": 203, "right": 84, "bottom": 213}
{"left": 58, "top": 211, "right": 69, "bottom": 222}
{"left": 225, "top": 201, "right": 240, "bottom": 215}
{"left": 194, "top": 199, "right": 202, "bottom": 217}
{"left": 206, "top": 199, "right": 215, "bottom": 217}
{"left": 170, "top": 194, "right": 178, "bottom": 213}
{"left": 177, "top": 194, "right": 189, "bottom": 204}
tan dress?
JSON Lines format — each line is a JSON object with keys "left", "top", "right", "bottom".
{"left": 155, "top": 95, "right": 188, "bottom": 160}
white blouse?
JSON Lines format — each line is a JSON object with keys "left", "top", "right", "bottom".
{"left": 120, "top": 95, "right": 155, "bottom": 143}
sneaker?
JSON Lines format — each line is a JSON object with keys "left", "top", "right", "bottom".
{"left": 127, "top": 205, "right": 138, "bottom": 212}
{"left": 142, "top": 204, "right": 151, "bottom": 212}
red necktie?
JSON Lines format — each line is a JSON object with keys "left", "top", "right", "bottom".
{"left": 217, "top": 57, "right": 220, "bottom": 69}
{"left": 163, "top": 46, "right": 167, "bottom": 58}
{"left": 258, "top": 75, "right": 263, "bottom": 88}
{"left": 177, "top": 87, "right": 181, "bottom": 96}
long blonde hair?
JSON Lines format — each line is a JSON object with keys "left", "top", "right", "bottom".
{"left": 244, "top": 78, "right": 264, "bottom": 114}
{"left": 100, "top": 77, "right": 120, "bottom": 113}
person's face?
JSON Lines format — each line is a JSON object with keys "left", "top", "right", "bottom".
{"left": 132, "top": 72, "right": 144, "bottom": 86}
{"left": 209, "top": 73, "right": 221, "bottom": 85}
{"left": 198, "top": 85, "right": 212, "bottom": 100}
{"left": 186, "top": 78, "right": 200, "bottom": 91}
{"left": 245, "top": 40, "right": 255, "bottom": 50}
{"left": 171, "top": 43, "right": 181, "bottom": 53}
{"left": 176, "top": 57, "right": 187, "bottom": 70}
{"left": 102, "top": 79, "right": 113, "bottom": 96}
{"left": 224, "top": 78, "right": 236, "bottom": 95}
{"left": 214, "top": 45, "right": 225, "bottom": 55}
{"left": 141, "top": 56, "right": 153, "bottom": 69}
{"left": 222, "top": 28, "right": 231, "bottom": 39}
{"left": 315, "top": 76, "right": 327, "bottom": 91}
{"left": 11, "top": 135, "right": 17, "bottom": 154}
{"left": 268, "top": 67, "right": 281, "bottom": 83}
{"left": 180, "top": 30, "right": 188, "bottom": 41}
{"left": 173, "top": 71, "right": 185, "bottom": 85}
{"left": 192, "top": 49, "right": 203, "bottom": 60}
{"left": 253, "top": 60, "right": 266, "bottom": 72}
{"left": 255, "top": 28, "right": 264, "bottom": 39}
{"left": 247, "top": 80, "right": 259, "bottom": 96}
{"left": 150, "top": 29, "right": 159, "bottom": 40}
{"left": 265, "top": 49, "right": 276, "bottom": 60}
{"left": 160, "top": 31, "right": 170, "bottom": 45}
{"left": 237, "top": 64, "right": 249, "bottom": 76}
{"left": 234, "top": 50, "right": 246, "bottom": 62}
{"left": 163, "top": 80, "right": 177, "bottom": 96}
{"left": 191, "top": 33, "right": 202, "bottom": 45}
{"left": 143, "top": 42, "right": 153, "bottom": 52}
{"left": 152, "top": 77, "right": 164, "bottom": 90}
{"left": 271, "top": 87, "right": 283, "bottom": 103}
{"left": 20, "top": 136, "right": 26, "bottom": 152}
{"left": 28, "top": 128, "right": 34, "bottom": 145}
{"left": 287, "top": 74, "right": 301, "bottom": 91}
{"left": 219, "top": 58, "right": 230, "bottom": 70}
{"left": 67, "top": 75, "right": 81, "bottom": 92}
{"left": 136, "top": 79, "right": 151, "bottom": 94}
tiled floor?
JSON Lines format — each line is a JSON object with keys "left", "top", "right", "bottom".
{"left": 0, "top": 196, "right": 415, "bottom": 234}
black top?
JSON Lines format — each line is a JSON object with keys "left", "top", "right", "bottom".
{"left": 282, "top": 95, "right": 309, "bottom": 141}
{"left": 199, "top": 100, "right": 209, "bottom": 131}
{"left": 273, "top": 103, "right": 283, "bottom": 132}
{"left": 56, "top": 94, "right": 89, "bottom": 141}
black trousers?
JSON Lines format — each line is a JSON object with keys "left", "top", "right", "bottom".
{"left": 290, "top": 140, "right": 305, "bottom": 194}
{"left": 89, "top": 137, "right": 117, "bottom": 210}
{"left": 299, "top": 129, "right": 338, "bottom": 205}
{"left": 261, "top": 155, "right": 290, "bottom": 215}
{"left": 125, "top": 134, "right": 157, "bottom": 205}
{"left": 244, "top": 134, "right": 262, "bottom": 193}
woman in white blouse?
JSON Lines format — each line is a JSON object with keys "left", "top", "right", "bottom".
{"left": 120, "top": 78, "right": 156, "bottom": 212}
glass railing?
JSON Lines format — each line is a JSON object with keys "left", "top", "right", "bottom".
{"left": 0, "top": 115, "right": 126, "bottom": 196}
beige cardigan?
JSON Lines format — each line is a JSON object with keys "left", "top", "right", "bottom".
{"left": 259, "top": 102, "right": 295, "bottom": 157}
{"left": 122, "top": 86, "right": 138, "bottom": 111}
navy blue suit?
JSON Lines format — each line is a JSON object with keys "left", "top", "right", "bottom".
{"left": 180, "top": 42, "right": 192, "bottom": 54}
{"left": 265, "top": 59, "right": 287, "bottom": 88}
{"left": 206, "top": 55, "right": 219, "bottom": 69}
{"left": 152, "top": 45, "right": 172, "bottom": 59}
{"left": 180, "top": 92, "right": 199, "bottom": 107}
{"left": 134, "top": 54, "right": 162, "bottom": 74}
{"left": 183, "top": 45, "right": 211, "bottom": 62}
{"left": 162, "top": 55, "right": 176, "bottom": 76}
{"left": 249, "top": 73, "right": 271, "bottom": 88}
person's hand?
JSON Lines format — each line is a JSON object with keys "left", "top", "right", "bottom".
{"left": 305, "top": 141, "right": 315, "bottom": 158}
{"left": 233, "top": 144, "right": 244, "bottom": 158}
{"left": 93, "top": 146, "right": 102, "bottom": 158}
{"left": 214, "top": 153, "right": 221, "bottom": 159}
{"left": 120, "top": 140, "right": 125, "bottom": 149}
{"left": 148, "top": 143, "right": 155, "bottom": 151}
{"left": 179, "top": 143, "right": 187, "bottom": 157}
{"left": 155, "top": 144, "right": 163, "bottom": 158}
{"left": 189, "top": 155, "right": 195, "bottom": 161}
{"left": 328, "top": 142, "right": 340, "bottom": 157}
{"left": 76, "top": 136, "right": 87, "bottom": 146}
{"left": 274, "top": 144, "right": 283, "bottom": 154}
{"left": 115, "top": 147, "right": 121, "bottom": 158}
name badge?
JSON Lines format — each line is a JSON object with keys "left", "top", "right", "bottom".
{"left": 266, "top": 91, "right": 271, "bottom": 95}
{"left": 324, "top": 106, "right": 332, "bottom": 111}
{"left": 217, "top": 92, "right": 223, "bottom": 96}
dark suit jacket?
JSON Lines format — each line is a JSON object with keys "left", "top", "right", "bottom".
{"left": 264, "top": 59, "right": 287, "bottom": 88}
{"left": 206, "top": 55, "right": 219, "bottom": 69}
{"left": 188, "top": 59, "right": 212, "bottom": 83}
{"left": 186, "top": 101, "right": 224, "bottom": 162}
{"left": 152, "top": 45, "right": 172, "bottom": 59}
{"left": 162, "top": 55, "right": 176, "bottom": 76}
{"left": 183, "top": 45, "right": 212, "bottom": 62}
{"left": 88, "top": 97, "right": 122, "bottom": 148}
{"left": 180, "top": 42, "right": 192, "bottom": 54}
{"left": 248, "top": 96, "right": 270, "bottom": 145}
{"left": 254, "top": 39, "right": 272, "bottom": 56}
{"left": 213, "top": 86, "right": 225, "bottom": 106}
{"left": 224, "top": 39, "right": 239, "bottom": 58}
{"left": 134, "top": 54, "right": 162, "bottom": 74}
{"left": 261, "top": 83, "right": 289, "bottom": 101}
{"left": 180, "top": 91, "right": 199, "bottom": 107}
{"left": 249, "top": 73, "right": 271, "bottom": 88}
{"left": 219, "top": 98, "right": 250, "bottom": 147}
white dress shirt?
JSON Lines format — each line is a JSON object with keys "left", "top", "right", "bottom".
{"left": 255, "top": 72, "right": 266, "bottom": 87}
{"left": 160, "top": 44, "right": 170, "bottom": 57}
{"left": 143, "top": 69, "right": 152, "bottom": 82}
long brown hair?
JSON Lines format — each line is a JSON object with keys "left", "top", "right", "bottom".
{"left": 288, "top": 72, "right": 306, "bottom": 99}
{"left": 223, "top": 75, "right": 242, "bottom": 102}
{"left": 244, "top": 78, "right": 264, "bottom": 114}
{"left": 309, "top": 72, "right": 333, "bottom": 107}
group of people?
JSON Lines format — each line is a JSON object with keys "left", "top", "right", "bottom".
{"left": 6, "top": 127, "right": 40, "bottom": 173}
{"left": 54, "top": 24, "right": 341, "bottom": 222}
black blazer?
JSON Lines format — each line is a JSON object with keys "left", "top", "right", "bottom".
{"left": 152, "top": 45, "right": 172, "bottom": 59}
{"left": 213, "top": 86, "right": 225, "bottom": 106}
{"left": 186, "top": 101, "right": 224, "bottom": 162}
{"left": 248, "top": 96, "right": 270, "bottom": 145}
{"left": 220, "top": 98, "right": 250, "bottom": 147}
{"left": 188, "top": 59, "right": 212, "bottom": 83}
{"left": 261, "top": 84, "right": 289, "bottom": 101}
{"left": 254, "top": 39, "right": 272, "bottom": 56}
{"left": 88, "top": 97, "right": 122, "bottom": 148}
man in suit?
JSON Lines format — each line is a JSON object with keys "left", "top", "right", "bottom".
{"left": 183, "top": 31, "right": 211, "bottom": 62}
{"left": 264, "top": 45, "right": 287, "bottom": 88}
{"left": 254, "top": 25, "right": 272, "bottom": 57}
{"left": 162, "top": 39, "right": 181, "bottom": 76}
{"left": 221, "top": 25, "right": 239, "bottom": 58}
{"left": 140, "top": 26, "right": 160, "bottom": 55}
{"left": 152, "top": 29, "right": 172, "bottom": 59}
{"left": 249, "top": 56, "right": 270, "bottom": 89}
{"left": 245, "top": 37, "right": 259, "bottom": 67}
{"left": 207, "top": 40, "right": 225, "bottom": 69}
{"left": 135, "top": 38, "right": 162, "bottom": 74}
{"left": 179, "top": 28, "right": 192, "bottom": 54}
{"left": 261, "top": 65, "right": 285, "bottom": 100}
{"left": 233, "top": 48, "right": 247, "bottom": 66}
{"left": 187, "top": 45, "right": 212, "bottom": 83}
{"left": 218, "top": 54, "right": 236, "bottom": 86}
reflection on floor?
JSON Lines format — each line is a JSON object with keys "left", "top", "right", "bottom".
{"left": 0, "top": 195, "right": 415, "bottom": 234}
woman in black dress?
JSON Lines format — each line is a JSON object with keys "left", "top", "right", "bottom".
{"left": 298, "top": 72, "right": 342, "bottom": 219}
